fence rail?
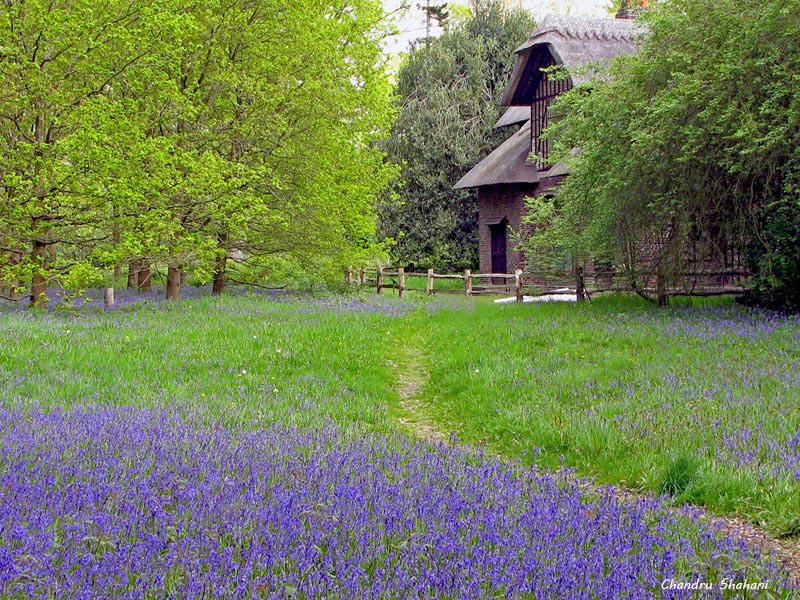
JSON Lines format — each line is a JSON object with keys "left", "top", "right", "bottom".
{"left": 346, "top": 266, "right": 750, "bottom": 304}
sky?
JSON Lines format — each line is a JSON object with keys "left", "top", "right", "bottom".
{"left": 383, "top": 0, "right": 612, "bottom": 56}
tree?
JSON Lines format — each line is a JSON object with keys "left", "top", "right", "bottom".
{"left": 0, "top": 0, "right": 395, "bottom": 304}
{"left": 524, "top": 0, "right": 800, "bottom": 309}
{"left": 421, "top": 2, "right": 451, "bottom": 39}
{"left": 380, "top": 0, "right": 535, "bottom": 271}
{"left": 0, "top": 0, "right": 180, "bottom": 305}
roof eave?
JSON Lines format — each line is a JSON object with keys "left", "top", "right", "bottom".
{"left": 453, "top": 122, "right": 539, "bottom": 189}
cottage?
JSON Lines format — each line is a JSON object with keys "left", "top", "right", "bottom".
{"left": 454, "top": 12, "right": 643, "bottom": 275}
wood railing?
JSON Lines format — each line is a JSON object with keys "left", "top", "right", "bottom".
{"left": 346, "top": 267, "right": 582, "bottom": 301}
{"left": 346, "top": 266, "right": 750, "bottom": 303}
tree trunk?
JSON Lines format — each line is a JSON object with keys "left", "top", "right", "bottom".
{"left": 128, "top": 260, "right": 139, "bottom": 289}
{"left": 104, "top": 287, "right": 115, "bottom": 308}
{"left": 138, "top": 263, "right": 152, "bottom": 292}
{"left": 656, "top": 264, "right": 669, "bottom": 307}
{"left": 30, "top": 240, "right": 48, "bottom": 307}
{"left": 212, "top": 257, "right": 227, "bottom": 295}
{"left": 180, "top": 270, "right": 188, "bottom": 287}
{"left": 9, "top": 251, "right": 21, "bottom": 300}
{"left": 166, "top": 265, "right": 181, "bottom": 300}
{"left": 657, "top": 273, "right": 668, "bottom": 307}
{"left": 212, "top": 234, "right": 229, "bottom": 296}
{"left": 112, "top": 215, "right": 121, "bottom": 281}
{"left": 2, "top": 251, "right": 21, "bottom": 299}
{"left": 575, "top": 264, "right": 586, "bottom": 302}
{"left": 29, "top": 115, "right": 48, "bottom": 308}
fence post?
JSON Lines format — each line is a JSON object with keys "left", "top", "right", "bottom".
{"left": 576, "top": 265, "right": 586, "bottom": 302}
{"left": 464, "top": 269, "right": 472, "bottom": 297}
{"left": 359, "top": 268, "right": 366, "bottom": 286}
{"left": 427, "top": 268, "right": 434, "bottom": 296}
{"left": 346, "top": 268, "right": 353, "bottom": 285}
{"left": 377, "top": 266, "right": 384, "bottom": 294}
{"left": 398, "top": 267, "right": 406, "bottom": 298}
{"left": 515, "top": 269, "right": 523, "bottom": 302}
{"left": 104, "top": 287, "right": 115, "bottom": 309}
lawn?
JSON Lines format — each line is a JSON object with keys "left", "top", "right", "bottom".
{"left": 0, "top": 293, "right": 404, "bottom": 431}
{"left": 0, "top": 290, "right": 797, "bottom": 597}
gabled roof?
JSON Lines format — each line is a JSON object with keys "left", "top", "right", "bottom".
{"left": 454, "top": 121, "right": 539, "bottom": 189}
{"left": 501, "top": 15, "right": 644, "bottom": 105}
{"left": 493, "top": 106, "right": 529, "bottom": 129}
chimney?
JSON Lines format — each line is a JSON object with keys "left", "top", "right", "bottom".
{"left": 616, "top": 0, "right": 649, "bottom": 19}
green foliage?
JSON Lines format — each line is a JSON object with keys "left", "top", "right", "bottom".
{"left": 523, "top": 0, "right": 800, "bottom": 308}
{"left": 0, "top": 0, "right": 395, "bottom": 303}
{"left": 380, "top": 0, "right": 535, "bottom": 271}
{"left": 421, "top": 2, "right": 451, "bottom": 29}
{"left": 57, "top": 262, "right": 106, "bottom": 294}
{"left": 744, "top": 197, "right": 800, "bottom": 310}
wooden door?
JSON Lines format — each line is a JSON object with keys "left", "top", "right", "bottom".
{"left": 490, "top": 221, "right": 507, "bottom": 274}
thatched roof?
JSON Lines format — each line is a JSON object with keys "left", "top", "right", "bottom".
{"left": 454, "top": 16, "right": 644, "bottom": 190}
{"left": 502, "top": 15, "right": 643, "bottom": 105}
{"left": 493, "top": 106, "right": 530, "bottom": 129}
{"left": 453, "top": 121, "right": 539, "bottom": 189}
{"left": 539, "top": 147, "right": 580, "bottom": 179}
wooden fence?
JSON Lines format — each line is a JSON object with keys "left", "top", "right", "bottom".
{"left": 346, "top": 266, "right": 750, "bottom": 304}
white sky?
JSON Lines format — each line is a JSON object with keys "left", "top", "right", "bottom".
{"left": 383, "top": 0, "right": 613, "bottom": 56}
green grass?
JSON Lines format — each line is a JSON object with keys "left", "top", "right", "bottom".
{"left": 2, "top": 291, "right": 799, "bottom": 532}
{"left": 405, "top": 296, "right": 800, "bottom": 532}
{"left": 0, "top": 294, "right": 403, "bottom": 432}
{"left": 387, "top": 274, "right": 466, "bottom": 294}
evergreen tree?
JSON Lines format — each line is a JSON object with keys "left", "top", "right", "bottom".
{"left": 381, "top": 0, "right": 534, "bottom": 270}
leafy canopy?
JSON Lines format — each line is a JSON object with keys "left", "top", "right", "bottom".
{"left": 525, "top": 0, "right": 800, "bottom": 308}
{"left": 0, "top": 0, "right": 395, "bottom": 302}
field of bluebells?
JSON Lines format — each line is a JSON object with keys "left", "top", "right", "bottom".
{"left": 0, "top": 290, "right": 797, "bottom": 596}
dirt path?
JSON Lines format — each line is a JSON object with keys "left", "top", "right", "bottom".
{"left": 584, "top": 479, "right": 800, "bottom": 586}
{"left": 710, "top": 515, "right": 800, "bottom": 586}
{"left": 390, "top": 343, "right": 450, "bottom": 445}
{"left": 390, "top": 328, "right": 800, "bottom": 587}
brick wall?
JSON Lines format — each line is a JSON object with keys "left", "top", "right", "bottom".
{"left": 477, "top": 178, "right": 742, "bottom": 288}
{"left": 477, "top": 183, "right": 537, "bottom": 273}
